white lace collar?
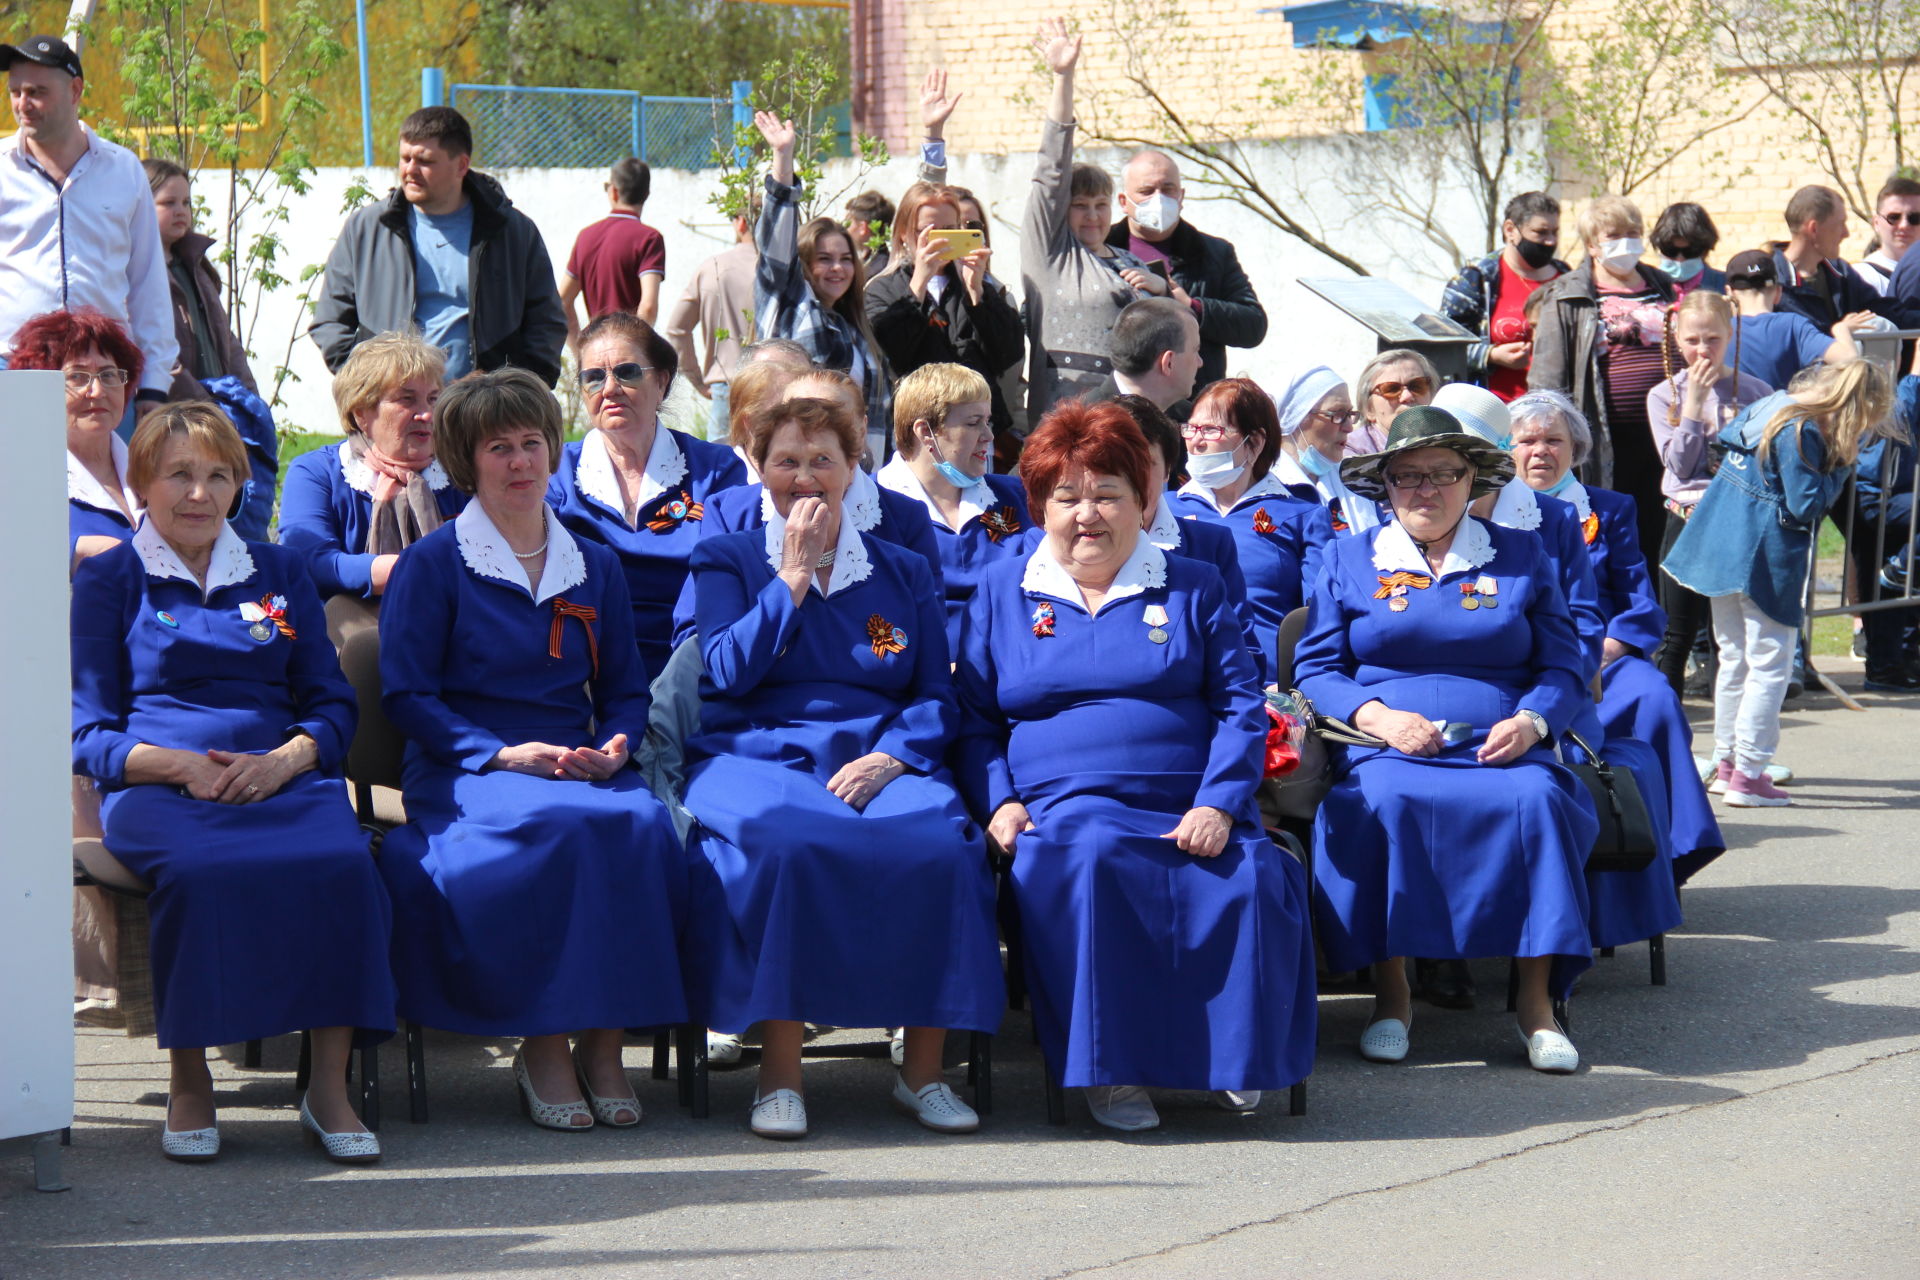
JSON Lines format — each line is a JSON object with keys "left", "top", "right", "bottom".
{"left": 1144, "top": 494, "right": 1183, "bottom": 549}
{"left": 132, "top": 516, "right": 255, "bottom": 598}
{"left": 1177, "top": 469, "right": 1292, "bottom": 515}
{"left": 761, "top": 499, "right": 873, "bottom": 597}
{"left": 454, "top": 502, "right": 585, "bottom": 603}
{"left": 1269, "top": 450, "right": 1380, "bottom": 533}
{"left": 338, "top": 439, "right": 452, "bottom": 496}
{"left": 576, "top": 424, "right": 687, "bottom": 526}
{"left": 1552, "top": 479, "right": 1592, "bottom": 520}
{"left": 67, "top": 435, "right": 140, "bottom": 521}
{"left": 1021, "top": 533, "right": 1167, "bottom": 615}
{"left": 1372, "top": 515, "right": 1495, "bottom": 578}
{"left": 876, "top": 453, "right": 992, "bottom": 531}
{"left": 1488, "top": 477, "right": 1542, "bottom": 530}
{"left": 845, "top": 466, "right": 884, "bottom": 531}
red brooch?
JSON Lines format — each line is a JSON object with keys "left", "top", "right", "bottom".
{"left": 1251, "top": 507, "right": 1276, "bottom": 535}
{"left": 867, "top": 613, "right": 908, "bottom": 658}
{"left": 1328, "top": 499, "right": 1349, "bottom": 534}
{"left": 645, "top": 489, "right": 704, "bottom": 534}
{"left": 1031, "top": 601, "right": 1056, "bottom": 638}
{"left": 1581, "top": 511, "right": 1600, "bottom": 546}
{"left": 980, "top": 505, "right": 1023, "bottom": 543}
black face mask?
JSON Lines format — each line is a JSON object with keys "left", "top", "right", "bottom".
{"left": 1512, "top": 237, "right": 1556, "bottom": 269}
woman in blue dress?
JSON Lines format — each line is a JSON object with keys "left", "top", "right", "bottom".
{"left": 877, "top": 362, "right": 1031, "bottom": 651}
{"left": 1510, "top": 390, "right": 1725, "bottom": 884}
{"left": 549, "top": 313, "right": 747, "bottom": 678}
{"left": 1171, "top": 376, "right": 1334, "bottom": 663}
{"left": 1295, "top": 407, "right": 1597, "bottom": 1074}
{"left": 377, "top": 369, "right": 689, "bottom": 1133}
{"left": 956, "top": 400, "right": 1318, "bottom": 1132}
{"left": 1269, "top": 364, "right": 1385, "bottom": 534}
{"left": 71, "top": 404, "right": 394, "bottom": 1164}
{"left": 277, "top": 332, "right": 465, "bottom": 642}
{"left": 682, "top": 395, "right": 1001, "bottom": 1141}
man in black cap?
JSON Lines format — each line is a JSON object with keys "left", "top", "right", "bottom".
{"left": 0, "top": 35, "right": 178, "bottom": 411}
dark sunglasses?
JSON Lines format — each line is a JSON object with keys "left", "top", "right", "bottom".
{"left": 1372, "top": 376, "right": 1434, "bottom": 400}
{"left": 1880, "top": 211, "right": 1920, "bottom": 227}
{"left": 579, "top": 362, "right": 654, "bottom": 393}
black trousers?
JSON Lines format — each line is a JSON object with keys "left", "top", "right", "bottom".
{"left": 1654, "top": 509, "right": 1712, "bottom": 694}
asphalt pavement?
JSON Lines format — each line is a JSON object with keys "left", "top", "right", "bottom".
{"left": 3, "top": 660, "right": 1916, "bottom": 1279}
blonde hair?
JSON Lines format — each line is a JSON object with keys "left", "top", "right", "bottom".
{"left": 332, "top": 331, "right": 447, "bottom": 435}
{"left": 128, "top": 401, "right": 251, "bottom": 495}
{"left": 892, "top": 362, "right": 991, "bottom": 457}
{"left": 432, "top": 368, "right": 563, "bottom": 495}
{"left": 1759, "top": 359, "right": 1894, "bottom": 471}
{"left": 1576, "top": 195, "right": 1644, "bottom": 252}
{"left": 1661, "top": 291, "right": 1743, "bottom": 428}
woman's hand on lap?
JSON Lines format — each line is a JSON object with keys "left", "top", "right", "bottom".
{"left": 1352, "top": 702, "right": 1443, "bottom": 756}
{"left": 205, "top": 736, "right": 318, "bottom": 804}
{"left": 1476, "top": 714, "right": 1540, "bottom": 766}
{"left": 987, "top": 801, "right": 1035, "bottom": 855}
{"left": 491, "top": 742, "right": 593, "bottom": 780}
{"left": 826, "top": 752, "right": 904, "bottom": 810}
{"left": 560, "top": 733, "right": 630, "bottom": 781}
{"left": 1163, "top": 805, "right": 1231, "bottom": 858}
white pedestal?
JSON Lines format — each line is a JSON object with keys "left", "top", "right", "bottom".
{"left": 0, "top": 369, "right": 79, "bottom": 1190}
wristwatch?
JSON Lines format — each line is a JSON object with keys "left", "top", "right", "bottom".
{"left": 1518, "top": 709, "right": 1550, "bottom": 742}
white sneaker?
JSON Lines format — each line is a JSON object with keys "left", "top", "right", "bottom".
{"left": 1086, "top": 1085, "right": 1159, "bottom": 1131}
{"left": 891, "top": 1073, "right": 979, "bottom": 1133}
{"left": 889, "top": 1027, "right": 905, "bottom": 1068}
{"left": 706, "top": 1031, "right": 743, "bottom": 1065}
{"left": 749, "top": 1088, "right": 807, "bottom": 1139}
{"left": 1519, "top": 1024, "right": 1579, "bottom": 1074}
{"left": 1213, "top": 1090, "right": 1262, "bottom": 1112}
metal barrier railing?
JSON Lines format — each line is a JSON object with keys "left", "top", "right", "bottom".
{"left": 447, "top": 84, "right": 734, "bottom": 170}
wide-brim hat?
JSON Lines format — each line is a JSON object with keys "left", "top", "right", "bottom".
{"left": 1340, "top": 405, "right": 1515, "bottom": 501}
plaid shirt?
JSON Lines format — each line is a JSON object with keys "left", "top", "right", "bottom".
{"left": 754, "top": 176, "right": 892, "bottom": 457}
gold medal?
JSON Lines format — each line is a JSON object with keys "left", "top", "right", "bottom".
{"left": 1461, "top": 596, "right": 1480, "bottom": 610}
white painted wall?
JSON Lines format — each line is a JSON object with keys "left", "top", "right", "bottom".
{"left": 205, "top": 134, "right": 1527, "bottom": 437}
{"left": 0, "top": 370, "right": 77, "bottom": 1149}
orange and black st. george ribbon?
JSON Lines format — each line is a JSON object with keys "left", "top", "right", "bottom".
{"left": 1372, "top": 572, "right": 1433, "bottom": 599}
{"left": 866, "top": 613, "right": 907, "bottom": 658}
{"left": 549, "top": 597, "right": 601, "bottom": 676}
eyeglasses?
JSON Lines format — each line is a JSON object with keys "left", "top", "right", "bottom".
{"left": 1308, "top": 408, "right": 1359, "bottom": 429}
{"left": 63, "top": 367, "right": 129, "bottom": 391}
{"left": 579, "top": 362, "right": 654, "bottom": 393}
{"left": 1383, "top": 466, "right": 1468, "bottom": 491}
{"left": 1879, "top": 211, "right": 1920, "bottom": 227}
{"left": 1180, "top": 422, "right": 1240, "bottom": 442}
{"left": 1371, "top": 377, "right": 1433, "bottom": 400}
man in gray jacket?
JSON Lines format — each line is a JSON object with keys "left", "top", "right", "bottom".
{"left": 310, "top": 108, "right": 566, "bottom": 386}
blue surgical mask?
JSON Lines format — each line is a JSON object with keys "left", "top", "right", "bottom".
{"left": 1660, "top": 256, "right": 1706, "bottom": 282}
{"left": 1185, "top": 445, "right": 1245, "bottom": 490}
{"left": 1542, "top": 470, "right": 1578, "bottom": 497}
{"left": 1296, "top": 445, "right": 1336, "bottom": 478}
{"left": 925, "top": 433, "right": 982, "bottom": 490}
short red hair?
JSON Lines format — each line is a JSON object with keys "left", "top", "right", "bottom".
{"left": 1192, "top": 377, "right": 1282, "bottom": 476}
{"left": 1020, "top": 399, "right": 1152, "bottom": 516}
{"left": 9, "top": 308, "right": 145, "bottom": 385}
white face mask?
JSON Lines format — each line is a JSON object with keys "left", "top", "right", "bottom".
{"left": 1185, "top": 443, "right": 1245, "bottom": 490}
{"left": 1598, "top": 237, "right": 1645, "bottom": 273}
{"left": 1130, "top": 191, "right": 1180, "bottom": 235}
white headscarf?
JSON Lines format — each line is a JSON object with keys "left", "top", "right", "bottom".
{"left": 1272, "top": 365, "right": 1349, "bottom": 437}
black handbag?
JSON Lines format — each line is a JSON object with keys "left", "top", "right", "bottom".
{"left": 1561, "top": 730, "right": 1660, "bottom": 873}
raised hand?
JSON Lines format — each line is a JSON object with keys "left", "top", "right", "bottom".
{"left": 1035, "top": 17, "right": 1082, "bottom": 75}
{"left": 920, "top": 68, "right": 962, "bottom": 136}
{"left": 957, "top": 243, "right": 992, "bottom": 303}
{"left": 753, "top": 110, "right": 797, "bottom": 156}
{"left": 910, "top": 225, "right": 948, "bottom": 299}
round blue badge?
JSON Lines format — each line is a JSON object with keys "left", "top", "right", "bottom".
{"left": 155, "top": 611, "right": 178, "bottom": 628}
{"left": 891, "top": 627, "right": 908, "bottom": 647}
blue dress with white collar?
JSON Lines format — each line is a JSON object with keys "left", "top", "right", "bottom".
{"left": 679, "top": 526, "right": 1001, "bottom": 1034}
{"left": 954, "top": 543, "right": 1317, "bottom": 1090}
{"left": 277, "top": 441, "right": 468, "bottom": 601}
{"left": 70, "top": 526, "right": 395, "bottom": 1049}
{"left": 375, "top": 507, "right": 690, "bottom": 1036}
{"left": 1171, "top": 475, "right": 1333, "bottom": 667}
{"left": 548, "top": 426, "right": 747, "bottom": 680}
{"left": 1295, "top": 519, "right": 1598, "bottom": 995}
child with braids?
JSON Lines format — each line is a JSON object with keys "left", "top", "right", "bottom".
{"left": 1647, "top": 290, "right": 1774, "bottom": 694}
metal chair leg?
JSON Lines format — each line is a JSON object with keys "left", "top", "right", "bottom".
{"left": 676, "top": 1026, "right": 694, "bottom": 1109}
{"left": 679, "top": 1022, "right": 710, "bottom": 1119}
{"left": 406, "top": 1020, "right": 428, "bottom": 1124}
{"left": 360, "top": 1043, "right": 380, "bottom": 1132}
{"left": 1599, "top": 946, "right": 1617, "bottom": 959}
{"left": 1289, "top": 1080, "right": 1307, "bottom": 1117}
{"left": 243, "top": 1038, "right": 263, "bottom": 1069}
{"left": 295, "top": 1029, "right": 312, "bottom": 1092}
{"left": 651, "top": 1028, "right": 671, "bottom": 1081}
{"left": 970, "top": 1031, "right": 992, "bottom": 1115}
{"left": 1650, "top": 933, "right": 1667, "bottom": 986}
{"left": 1505, "top": 959, "right": 1519, "bottom": 1013}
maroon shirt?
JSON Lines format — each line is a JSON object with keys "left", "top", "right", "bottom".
{"left": 566, "top": 212, "right": 666, "bottom": 319}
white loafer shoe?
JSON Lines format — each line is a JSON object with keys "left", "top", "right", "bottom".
{"left": 889, "top": 1027, "right": 906, "bottom": 1068}
{"left": 1519, "top": 1024, "right": 1580, "bottom": 1074}
{"left": 160, "top": 1096, "right": 219, "bottom": 1163}
{"left": 1359, "top": 1017, "right": 1411, "bottom": 1063}
{"left": 750, "top": 1088, "right": 808, "bottom": 1140}
{"left": 891, "top": 1074, "right": 979, "bottom": 1133}
{"left": 706, "top": 1031, "right": 744, "bottom": 1066}
{"left": 1213, "top": 1089, "right": 1262, "bottom": 1112}
{"left": 1086, "top": 1085, "right": 1159, "bottom": 1131}
{"left": 299, "top": 1094, "right": 381, "bottom": 1164}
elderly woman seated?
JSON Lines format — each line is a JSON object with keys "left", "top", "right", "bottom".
{"left": 548, "top": 313, "right": 747, "bottom": 679}
{"left": 278, "top": 332, "right": 464, "bottom": 643}
{"left": 1294, "top": 406, "right": 1596, "bottom": 1073}
{"left": 1172, "top": 376, "right": 1335, "bottom": 660}
{"left": 70, "top": 404, "right": 395, "bottom": 1164}
{"left": 877, "top": 362, "right": 1032, "bottom": 649}
{"left": 376, "top": 370, "right": 689, "bottom": 1133}
{"left": 1344, "top": 348, "right": 1439, "bottom": 456}
{"left": 956, "top": 401, "right": 1317, "bottom": 1132}
{"left": 682, "top": 394, "right": 1001, "bottom": 1141}
{"left": 11, "top": 308, "right": 144, "bottom": 570}
{"left": 1267, "top": 366, "right": 1383, "bottom": 535}
{"left": 1509, "top": 390, "right": 1723, "bottom": 883}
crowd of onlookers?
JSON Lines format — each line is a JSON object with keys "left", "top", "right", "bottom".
{"left": 15, "top": 13, "right": 1918, "bottom": 1162}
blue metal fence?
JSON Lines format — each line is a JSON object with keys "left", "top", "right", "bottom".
{"left": 444, "top": 83, "right": 738, "bottom": 170}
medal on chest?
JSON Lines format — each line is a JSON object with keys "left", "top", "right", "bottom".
{"left": 238, "top": 594, "right": 295, "bottom": 642}
{"left": 1031, "top": 601, "right": 1056, "bottom": 638}
{"left": 1374, "top": 572, "right": 1431, "bottom": 613}
{"left": 867, "top": 613, "right": 908, "bottom": 658}
{"left": 644, "top": 488, "right": 704, "bottom": 534}
{"left": 979, "top": 505, "right": 1023, "bottom": 543}
{"left": 1143, "top": 602, "right": 1169, "bottom": 644}
{"left": 1461, "top": 575, "right": 1499, "bottom": 610}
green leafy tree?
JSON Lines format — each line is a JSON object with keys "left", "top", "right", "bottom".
{"left": 707, "top": 48, "right": 888, "bottom": 225}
